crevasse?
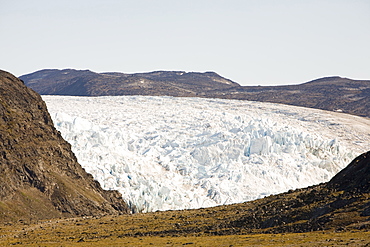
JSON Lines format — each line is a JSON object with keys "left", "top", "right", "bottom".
{"left": 43, "top": 96, "right": 369, "bottom": 213}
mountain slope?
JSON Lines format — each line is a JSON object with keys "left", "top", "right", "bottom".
{"left": 21, "top": 69, "right": 370, "bottom": 118}
{"left": 210, "top": 76, "right": 370, "bottom": 117}
{"left": 20, "top": 69, "right": 238, "bottom": 97}
{"left": 0, "top": 70, "right": 129, "bottom": 223}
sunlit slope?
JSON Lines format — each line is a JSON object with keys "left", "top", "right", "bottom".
{"left": 0, "top": 70, "right": 128, "bottom": 224}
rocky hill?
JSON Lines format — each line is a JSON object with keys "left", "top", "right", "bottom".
{"left": 20, "top": 69, "right": 238, "bottom": 97}
{"left": 211, "top": 76, "right": 370, "bottom": 118}
{"left": 0, "top": 70, "right": 129, "bottom": 223}
{"left": 21, "top": 69, "right": 370, "bottom": 118}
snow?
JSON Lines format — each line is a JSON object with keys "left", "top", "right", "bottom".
{"left": 43, "top": 95, "right": 370, "bottom": 213}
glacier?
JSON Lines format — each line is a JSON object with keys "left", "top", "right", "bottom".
{"left": 43, "top": 96, "right": 370, "bottom": 213}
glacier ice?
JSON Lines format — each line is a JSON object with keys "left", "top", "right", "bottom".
{"left": 43, "top": 96, "right": 370, "bottom": 213}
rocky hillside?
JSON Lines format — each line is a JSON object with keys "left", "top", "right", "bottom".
{"left": 21, "top": 70, "right": 370, "bottom": 118}
{"left": 222, "top": 151, "right": 370, "bottom": 233}
{"left": 20, "top": 69, "right": 238, "bottom": 97}
{"left": 211, "top": 76, "right": 370, "bottom": 118}
{"left": 0, "top": 70, "right": 129, "bottom": 223}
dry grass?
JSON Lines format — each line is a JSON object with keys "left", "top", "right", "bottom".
{"left": 1, "top": 213, "right": 369, "bottom": 246}
{"left": 1, "top": 183, "right": 370, "bottom": 246}
{"left": 1, "top": 172, "right": 370, "bottom": 246}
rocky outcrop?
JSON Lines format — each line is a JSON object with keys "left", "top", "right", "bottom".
{"left": 222, "top": 151, "right": 370, "bottom": 233}
{"left": 0, "top": 70, "right": 129, "bottom": 223}
{"left": 327, "top": 151, "right": 370, "bottom": 193}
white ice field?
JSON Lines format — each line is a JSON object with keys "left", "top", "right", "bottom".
{"left": 43, "top": 96, "right": 370, "bottom": 213}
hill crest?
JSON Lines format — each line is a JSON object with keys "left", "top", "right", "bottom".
{"left": 21, "top": 69, "right": 239, "bottom": 97}
{"left": 20, "top": 69, "right": 370, "bottom": 117}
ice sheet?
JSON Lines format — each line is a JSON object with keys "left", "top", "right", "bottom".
{"left": 43, "top": 96, "right": 370, "bottom": 212}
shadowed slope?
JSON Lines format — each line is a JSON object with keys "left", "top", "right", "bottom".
{"left": 327, "top": 151, "right": 370, "bottom": 192}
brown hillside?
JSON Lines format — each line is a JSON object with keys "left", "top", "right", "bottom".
{"left": 21, "top": 70, "right": 370, "bottom": 118}
{"left": 0, "top": 70, "right": 129, "bottom": 223}
{"left": 20, "top": 69, "right": 238, "bottom": 97}
{"left": 210, "top": 76, "right": 370, "bottom": 118}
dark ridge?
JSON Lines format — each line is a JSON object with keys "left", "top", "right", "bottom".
{"left": 210, "top": 77, "right": 370, "bottom": 118}
{"left": 20, "top": 69, "right": 370, "bottom": 118}
{"left": 327, "top": 151, "right": 370, "bottom": 192}
{"left": 20, "top": 69, "right": 239, "bottom": 97}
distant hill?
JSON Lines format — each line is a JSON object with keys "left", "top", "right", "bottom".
{"left": 20, "top": 69, "right": 370, "bottom": 118}
{"left": 210, "top": 76, "right": 370, "bottom": 118}
{"left": 20, "top": 69, "right": 238, "bottom": 97}
{"left": 0, "top": 70, "right": 129, "bottom": 223}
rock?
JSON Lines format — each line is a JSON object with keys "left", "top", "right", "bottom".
{"left": 327, "top": 151, "right": 370, "bottom": 192}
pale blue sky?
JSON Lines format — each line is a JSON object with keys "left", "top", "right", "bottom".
{"left": 1, "top": 0, "right": 369, "bottom": 85}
